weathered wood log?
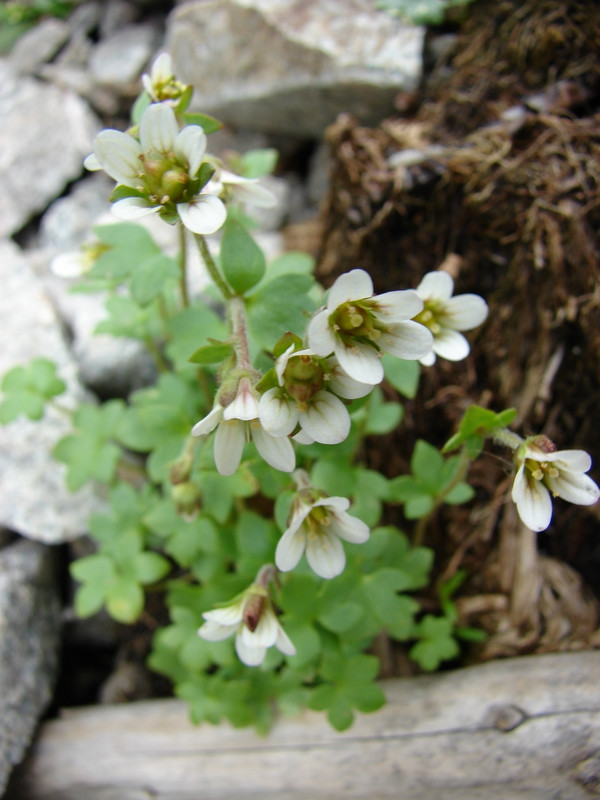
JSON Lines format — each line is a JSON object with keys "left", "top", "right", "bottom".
{"left": 8, "top": 651, "right": 600, "bottom": 799}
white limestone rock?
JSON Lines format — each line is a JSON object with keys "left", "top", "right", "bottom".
{"left": 0, "top": 240, "right": 105, "bottom": 543}
{"left": 0, "top": 59, "right": 100, "bottom": 237}
{"left": 166, "top": 0, "right": 424, "bottom": 137}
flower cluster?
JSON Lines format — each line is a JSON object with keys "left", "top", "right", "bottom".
{"left": 511, "top": 436, "right": 599, "bottom": 531}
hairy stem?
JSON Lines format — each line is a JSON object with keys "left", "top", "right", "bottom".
{"left": 178, "top": 222, "right": 190, "bottom": 308}
{"left": 228, "top": 294, "right": 252, "bottom": 369}
{"left": 195, "top": 233, "right": 233, "bottom": 299}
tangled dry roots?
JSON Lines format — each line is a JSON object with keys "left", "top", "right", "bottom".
{"left": 316, "top": 0, "right": 600, "bottom": 661}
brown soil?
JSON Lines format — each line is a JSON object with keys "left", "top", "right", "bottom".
{"left": 315, "top": 0, "right": 600, "bottom": 665}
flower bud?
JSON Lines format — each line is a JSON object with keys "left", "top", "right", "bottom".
{"left": 172, "top": 481, "right": 201, "bottom": 516}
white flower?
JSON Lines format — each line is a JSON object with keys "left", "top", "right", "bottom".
{"left": 198, "top": 586, "right": 296, "bottom": 667}
{"left": 307, "top": 269, "right": 433, "bottom": 385}
{"left": 191, "top": 377, "right": 295, "bottom": 476}
{"left": 511, "top": 437, "right": 600, "bottom": 531}
{"left": 87, "top": 103, "right": 226, "bottom": 235}
{"left": 142, "top": 52, "right": 175, "bottom": 101}
{"left": 276, "top": 479, "right": 370, "bottom": 579}
{"left": 414, "top": 271, "right": 488, "bottom": 366}
{"left": 259, "top": 346, "right": 359, "bottom": 445}
{"left": 205, "top": 168, "right": 277, "bottom": 209}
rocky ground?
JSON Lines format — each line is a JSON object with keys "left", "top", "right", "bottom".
{"left": 0, "top": 0, "right": 431, "bottom": 792}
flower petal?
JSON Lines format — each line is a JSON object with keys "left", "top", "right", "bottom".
{"left": 329, "top": 510, "right": 370, "bottom": 544}
{"left": 298, "top": 391, "right": 350, "bottom": 445}
{"left": 306, "top": 309, "right": 337, "bottom": 357}
{"left": 432, "top": 328, "right": 471, "bottom": 361}
{"left": 202, "top": 603, "right": 244, "bottom": 627}
{"left": 416, "top": 271, "right": 454, "bottom": 302}
{"left": 235, "top": 634, "right": 266, "bottom": 666}
{"left": 326, "top": 359, "right": 373, "bottom": 399}
{"left": 191, "top": 405, "right": 223, "bottom": 436}
{"left": 83, "top": 152, "right": 101, "bottom": 171}
{"left": 174, "top": 125, "right": 207, "bottom": 177}
{"left": 335, "top": 341, "right": 384, "bottom": 385}
{"left": 93, "top": 130, "right": 143, "bottom": 187}
{"left": 243, "top": 609, "right": 278, "bottom": 648}
{"left": 198, "top": 619, "right": 235, "bottom": 641}
{"left": 259, "top": 388, "right": 297, "bottom": 437}
{"left": 275, "top": 524, "right": 307, "bottom": 572}
{"left": 545, "top": 471, "right": 600, "bottom": 506}
{"left": 139, "top": 102, "right": 178, "bottom": 153}
{"left": 251, "top": 424, "right": 295, "bottom": 472}
{"left": 543, "top": 449, "right": 592, "bottom": 472}
{"left": 223, "top": 378, "right": 259, "bottom": 422}
{"left": 214, "top": 419, "right": 246, "bottom": 476}
{"left": 380, "top": 320, "right": 434, "bottom": 361}
{"left": 328, "top": 269, "right": 373, "bottom": 309}
{"left": 305, "top": 530, "right": 346, "bottom": 579}
{"left": 275, "top": 626, "right": 296, "bottom": 657}
{"left": 177, "top": 194, "right": 227, "bottom": 234}
{"left": 221, "top": 170, "right": 278, "bottom": 208}
{"left": 511, "top": 466, "right": 553, "bottom": 531}
{"left": 314, "top": 496, "right": 350, "bottom": 513}
{"left": 419, "top": 350, "right": 436, "bottom": 367}
{"left": 111, "top": 197, "right": 159, "bottom": 220}
{"left": 444, "top": 294, "right": 489, "bottom": 330}
{"left": 372, "top": 289, "right": 423, "bottom": 323}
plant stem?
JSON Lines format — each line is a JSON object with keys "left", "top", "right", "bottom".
{"left": 144, "top": 335, "right": 170, "bottom": 372}
{"left": 412, "top": 446, "right": 471, "bottom": 548}
{"left": 178, "top": 222, "right": 190, "bottom": 308}
{"left": 194, "top": 233, "right": 233, "bottom": 299}
{"left": 492, "top": 427, "right": 524, "bottom": 451}
{"left": 228, "top": 294, "right": 251, "bottom": 369}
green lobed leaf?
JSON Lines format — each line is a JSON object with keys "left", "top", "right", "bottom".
{"left": 188, "top": 342, "right": 234, "bottom": 365}
{"left": 181, "top": 112, "right": 223, "bottom": 134}
{"left": 382, "top": 354, "right": 420, "bottom": 398}
{"left": 247, "top": 273, "right": 317, "bottom": 351}
{"left": 220, "top": 218, "right": 266, "bottom": 295}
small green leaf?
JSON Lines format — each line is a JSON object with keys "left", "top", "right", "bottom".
{"left": 236, "top": 148, "right": 278, "bottom": 178}
{"left": 188, "top": 342, "right": 234, "bottom": 364}
{"left": 247, "top": 273, "right": 317, "bottom": 350}
{"left": 220, "top": 218, "right": 266, "bottom": 294}
{"left": 133, "top": 552, "right": 171, "bottom": 584}
{"left": 106, "top": 579, "right": 145, "bottom": 623}
{"left": 181, "top": 112, "right": 222, "bottom": 134}
{"left": 382, "top": 354, "right": 420, "bottom": 398}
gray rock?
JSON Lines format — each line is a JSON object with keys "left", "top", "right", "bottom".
{"left": 67, "top": 0, "right": 103, "bottom": 36}
{"left": 89, "top": 23, "right": 158, "bottom": 88}
{"left": 0, "top": 538, "right": 61, "bottom": 795}
{"left": 0, "top": 60, "right": 100, "bottom": 238}
{"left": 8, "top": 17, "right": 71, "bottom": 75}
{"left": 39, "top": 174, "right": 115, "bottom": 251}
{"left": 0, "top": 239, "right": 106, "bottom": 544}
{"left": 166, "top": 0, "right": 424, "bottom": 137}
